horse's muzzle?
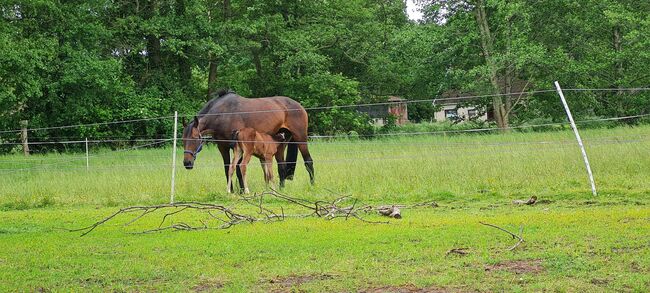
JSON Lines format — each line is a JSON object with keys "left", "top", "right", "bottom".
{"left": 183, "top": 160, "right": 194, "bottom": 170}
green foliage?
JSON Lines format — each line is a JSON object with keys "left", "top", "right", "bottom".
{"left": 1, "top": 0, "right": 649, "bottom": 150}
{"left": 379, "top": 114, "right": 398, "bottom": 133}
{"left": 408, "top": 102, "right": 439, "bottom": 123}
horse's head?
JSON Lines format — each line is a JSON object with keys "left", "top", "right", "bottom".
{"left": 182, "top": 116, "right": 204, "bottom": 170}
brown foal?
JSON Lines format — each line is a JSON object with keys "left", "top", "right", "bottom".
{"left": 227, "top": 128, "right": 286, "bottom": 193}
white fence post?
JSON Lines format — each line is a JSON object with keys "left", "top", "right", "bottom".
{"left": 554, "top": 81, "right": 597, "bottom": 196}
{"left": 85, "top": 137, "right": 89, "bottom": 171}
{"left": 170, "top": 111, "right": 179, "bottom": 204}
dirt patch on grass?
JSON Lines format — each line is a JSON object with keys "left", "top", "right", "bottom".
{"left": 590, "top": 278, "right": 610, "bottom": 286}
{"left": 485, "top": 259, "right": 544, "bottom": 274}
{"left": 359, "top": 284, "right": 452, "bottom": 293}
{"left": 191, "top": 280, "right": 224, "bottom": 292}
{"left": 267, "top": 273, "right": 334, "bottom": 287}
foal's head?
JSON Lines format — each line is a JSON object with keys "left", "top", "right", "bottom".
{"left": 182, "top": 116, "right": 204, "bottom": 170}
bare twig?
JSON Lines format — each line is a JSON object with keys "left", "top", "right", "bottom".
{"left": 479, "top": 221, "right": 525, "bottom": 251}
{"left": 71, "top": 202, "right": 255, "bottom": 237}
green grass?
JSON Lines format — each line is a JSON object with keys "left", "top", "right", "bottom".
{"left": 0, "top": 125, "right": 649, "bottom": 291}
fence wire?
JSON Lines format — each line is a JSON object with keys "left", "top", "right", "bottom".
{"left": 2, "top": 112, "right": 647, "bottom": 147}
{"left": 0, "top": 87, "right": 648, "bottom": 135}
{"left": 1, "top": 134, "right": 647, "bottom": 174}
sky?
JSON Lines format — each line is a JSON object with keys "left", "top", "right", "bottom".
{"left": 406, "top": 0, "right": 424, "bottom": 21}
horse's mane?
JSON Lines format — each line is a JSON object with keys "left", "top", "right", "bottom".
{"left": 198, "top": 89, "right": 236, "bottom": 115}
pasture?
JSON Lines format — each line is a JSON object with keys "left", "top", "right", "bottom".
{"left": 1, "top": 125, "right": 649, "bottom": 291}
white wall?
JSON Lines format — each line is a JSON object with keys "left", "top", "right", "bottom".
{"left": 433, "top": 105, "right": 487, "bottom": 122}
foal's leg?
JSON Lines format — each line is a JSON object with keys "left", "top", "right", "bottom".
{"left": 218, "top": 143, "right": 244, "bottom": 193}
{"left": 240, "top": 150, "right": 253, "bottom": 194}
{"left": 259, "top": 158, "right": 268, "bottom": 183}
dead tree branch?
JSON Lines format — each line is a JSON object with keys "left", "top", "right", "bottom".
{"left": 71, "top": 190, "right": 442, "bottom": 236}
{"left": 479, "top": 221, "right": 525, "bottom": 251}
{"left": 70, "top": 202, "right": 257, "bottom": 237}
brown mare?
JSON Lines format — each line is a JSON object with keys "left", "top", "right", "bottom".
{"left": 182, "top": 90, "right": 314, "bottom": 192}
{"left": 227, "top": 128, "right": 286, "bottom": 193}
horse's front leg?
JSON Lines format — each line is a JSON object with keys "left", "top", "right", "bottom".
{"left": 227, "top": 146, "right": 241, "bottom": 193}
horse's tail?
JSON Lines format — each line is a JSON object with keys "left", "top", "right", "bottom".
{"left": 285, "top": 141, "right": 298, "bottom": 180}
{"left": 230, "top": 130, "right": 239, "bottom": 149}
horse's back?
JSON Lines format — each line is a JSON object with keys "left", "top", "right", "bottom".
{"left": 203, "top": 93, "right": 308, "bottom": 140}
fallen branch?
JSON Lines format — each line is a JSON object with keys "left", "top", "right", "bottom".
{"left": 479, "top": 221, "right": 525, "bottom": 251}
{"left": 71, "top": 190, "right": 441, "bottom": 236}
{"left": 266, "top": 189, "right": 389, "bottom": 224}
{"left": 69, "top": 202, "right": 257, "bottom": 237}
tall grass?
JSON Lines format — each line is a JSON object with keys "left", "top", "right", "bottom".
{"left": 1, "top": 125, "right": 649, "bottom": 209}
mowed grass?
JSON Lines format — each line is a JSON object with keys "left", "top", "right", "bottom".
{"left": 0, "top": 125, "right": 649, "bottom": 291}
{"left": 1, "top": 203, "right": 648, "bottom": 291}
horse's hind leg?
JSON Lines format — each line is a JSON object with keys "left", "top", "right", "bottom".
{"left": 284, "top": 143, "right": 298, "bottom": 180}
{"left": 288, "top": 127, "right": 314, "bottom": 185}
{"left": 264, "top": 155, "right": 275, "bottom": 189}
{"left": 274, "top": 143, "right": 287, "bottom": 187}
{"left": 297, "top": 143, "right": 315, "bottom": 185}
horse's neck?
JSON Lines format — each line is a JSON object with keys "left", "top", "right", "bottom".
{"left": 197, "top": 117, "right": 218, "bottom": 137}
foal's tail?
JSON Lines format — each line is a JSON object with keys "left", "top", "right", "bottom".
{"left": 285, "top": 142, "right": 298, "bottom": 180}
{"left": 230, "top": 130, "right": 239, "bottom": 149}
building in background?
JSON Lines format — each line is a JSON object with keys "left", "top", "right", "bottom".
{"left": 358, "top": 96, "right": 409, "bottom": 126}
{"left": 432, "top": 99, "right": 487, "bottom": 122}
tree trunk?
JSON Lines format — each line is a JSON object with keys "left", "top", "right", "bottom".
{"left": 176, "top": 0, "right": 191, "bottom": 86}
{"left": 206, "top": 0, "right": 229, "bottom": 98}
{"left": 20, "top": 120, "right": 29, "bottom": 156}
{"left": 207, "top": 55, "right": 218, "bottom": 98}
{"left": 613, "top": 26, "right": 623, "bottom": 96}
{"left": 146, "top": 36, "right": 162, "bottom": 69}
{"left": 474, "top": 0, "right": 508, "bottom": 129}
{"left": 252, "top": 48, "right": 263, "bottom": 79}
{"left": 145, "top": 0, "right": 161, "bottom": 69}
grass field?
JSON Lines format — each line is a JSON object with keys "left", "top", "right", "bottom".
{"left": 1, "top": 125, "right": 649, "bottom": 291}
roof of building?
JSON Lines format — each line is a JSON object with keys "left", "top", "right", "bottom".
{"left": 387, "top": 96, "right": 405, "bottom": 102}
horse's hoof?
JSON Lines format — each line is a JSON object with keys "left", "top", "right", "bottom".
{"left": 285, "top": 175, "right": 294, "bottom": 180}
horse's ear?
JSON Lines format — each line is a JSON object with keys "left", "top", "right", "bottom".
{"left": 181, "top": 117, "right": 187, "bottom": 128}
{"left": 193, "top": 116, "right": 199, "bottom": 128}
